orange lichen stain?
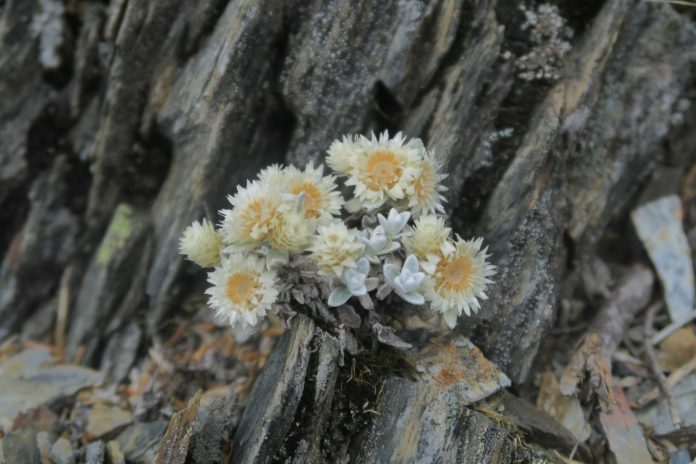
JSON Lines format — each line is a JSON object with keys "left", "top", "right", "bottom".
{"left": 473, "top": 346, "right": 495, "bottom": 376}
{"left": 432, "top": 343, "right": 467, "bottom": 387}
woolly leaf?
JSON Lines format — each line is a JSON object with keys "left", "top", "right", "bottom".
{"left": 328, "top": 286, "right": 352, "bottom": 307}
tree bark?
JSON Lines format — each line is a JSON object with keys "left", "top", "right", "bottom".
{"left": 1, "top": 0, "right": 695, "bottom": 462}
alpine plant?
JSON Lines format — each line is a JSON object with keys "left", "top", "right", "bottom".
{"left": 180, "top": 131, "right": 495, "bottom": 339}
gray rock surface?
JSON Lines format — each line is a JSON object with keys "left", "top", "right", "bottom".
{"left": 0, "top": 349, "right": 102, "bottom": 429}
{"left": 115, "top": 421, "right": 167, "bottom": 464}
{"left": 49, "top": 437, "right": 75, "bottom": 464}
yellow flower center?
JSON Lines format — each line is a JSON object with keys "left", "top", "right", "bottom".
{"left": 226, "top": 273, "right": 258, "bottom": 305}
{"left": 365, "top": 150, "right": 401, "bottom": 189}
{"left": 437, "top": 256, "right": 474, "bottom": 292}
{"left": 241, "top": 198, "right": 276, "bottom": 237}
{"left": 290, "top": 182, "right": 322, "bottom": 218}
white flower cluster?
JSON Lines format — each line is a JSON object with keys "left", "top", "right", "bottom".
{"left": 179, "top": 131, "right": 495, "bottom": 332}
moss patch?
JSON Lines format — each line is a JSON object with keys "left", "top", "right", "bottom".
{"left": 95, "top": 204, "right": 136, "bottom": 265}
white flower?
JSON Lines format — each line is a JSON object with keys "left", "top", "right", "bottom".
{"left": 205, "top": 253, "right": 279, "bottom": 327}
{"left": 309, "top": 221, "right": 364, "bottom": 277}
{"left": 256, "top": 163, "right": 287, "bottom": 188}
{"left": 219, "top": 179, "right": 282, "bottom": 250}
{"left": 326, "top": 135, "right": 361, "bottom": 175}
{"left": 423, "top": 236, "right": 496, "bottom": 328}
{"left": 344, "top": 131, "right": 420, "bottom": 209}
{"left": 403, "top": 215, "right": 451, "bottom": 263}
{"left": 179, "top": 219, "right": 223, "bottom": 268}
{"left": 284, "top": 164, "right": 343, "bottom": 221}
{"left": 384, "top": 255, "right": 426, "bottom": 305}
{"left": 406, "top": 148, "right": 447, "bottom": 216}
{"left": 267, "top": 206, "right": 315, "bottom": 253}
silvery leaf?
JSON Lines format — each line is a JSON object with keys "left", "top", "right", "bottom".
{"left": 361, "top": 226, "right": 388, "bottom": 253}
{"left": 397, "top": 290, "right": 425, "bottom": 305}
{"left": 377, "top": 212, "right": 389, "bottom": 231}
{"left": 266, "top": 248, "right": 289, "bottom": 268}
{"left": 355, "top": 257, "right": 370, "bottom": 275}
{"left": 378, "top": 208, "right": 411, "bottom": 236}
{"left": 349, "top": 284, "right": 367, "bottom": 297}
{"left": 392, "top": 210, "right": 411, "bottom": 233}
{"left": 383, "top": 263, "right": 400, "bottom": 285}
{"left": 328, "top": 286, "right": 352, "bottom": 307}
{"left": 394, "top": 270, "right": 425, "bottom": 294}
{"left": 403, "top": 255, "right": 420, "bottom": 274}
{"left": 343, "top": 268, "right": 367, "bottom": 296}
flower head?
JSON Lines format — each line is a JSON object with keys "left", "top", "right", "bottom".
{"left": 257, "top": 163, "right": 287, "bottom": 187}
{"left": 403, "top": 215, "right": 451, "bottom": 262}
{"left": 179, "top": 219, "right": 223, "bottom": 268}
{"left": 284, "top": 164, "right": 343, "bottom": 221}
{"left": 343, "top": 131, "right": 419, "bottom": 209}
{"left": 327, "top": 135, "right": 361, "bottom": 175}
{"left": 267, "top": 206, "right": 315, "bottom": 253}
{"left": 220, "top": 180, "right": 282, "bottom": 250}
{"left": 424, "top": 236, "right": 495, "bottom": 328}
{"left": 309, "top": 221, "right": 364, "bottom": 277}
{"left": 406, "top": 149, "right": 447, "bottom": 216}
{"left": 205, "top": 253, "right": 279, "bottom": 327}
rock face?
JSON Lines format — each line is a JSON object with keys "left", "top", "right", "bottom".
{"left": 1, "top": 0, "right": 696, "bottom": 462}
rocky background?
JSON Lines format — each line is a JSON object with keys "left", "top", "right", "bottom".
{"left": 2, "top": 0, "right": 696, "bottom": 462}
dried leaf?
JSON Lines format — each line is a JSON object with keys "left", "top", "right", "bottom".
{"left": 376, "top": 283, "right": 392, "bottom": 300}
{"left": 336, "top": 305, "right": 361, "bottom": 329}
{"left": 659, "top": 327, "right": 696, "bottom": 371}
{"left": 359, "top": 294, "right": 374, "bottom": 310}
{"left": 372, "top": 323, "right": 412, "bottom": 350}
{"left": 337, "top": 325, "right": 359, "bottom": 365}
{"left": 291, "top": 288, "right": 305, "bottom": 305}
{"left": 537, "top": 371, "right": 591, "bottom": 442}
{"left": 560, "top": 331, "right": 614, "bottom": 411}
